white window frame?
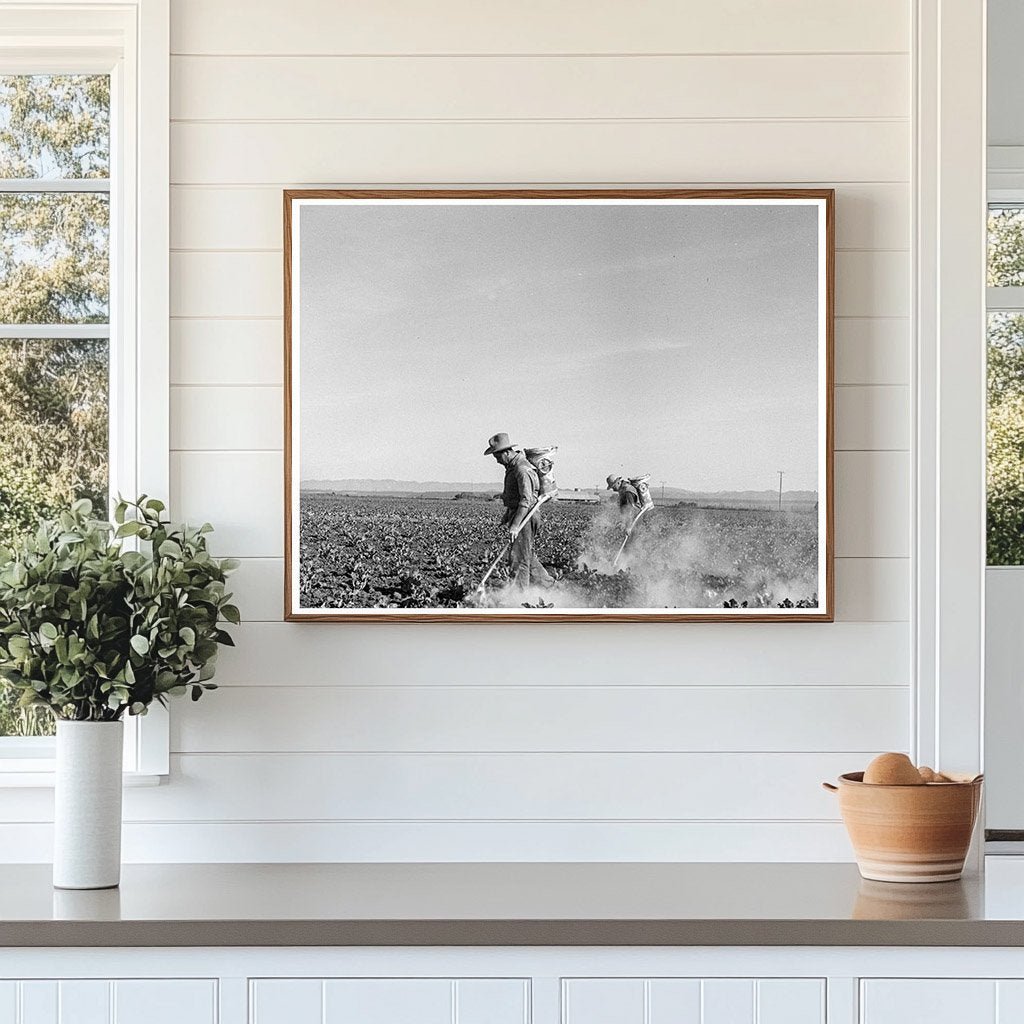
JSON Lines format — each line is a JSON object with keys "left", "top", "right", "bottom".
{"left": 913, "top": 0, "right": 987, "bottom": 855}
{"left": 0, "top": 0, "right": 169, "bottom": 784}
{"left": 983, "top": 171, "right": 1024, "bottom": 838}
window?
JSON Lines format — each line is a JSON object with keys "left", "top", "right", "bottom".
{"left": 0, "top": 74, "right": 111, "bottom": 738}
{"left": 987, "top": 205, "right": 1024, "bottom": 565}
{"left": 0, "top": 3, "right": 169, "bottom": 778}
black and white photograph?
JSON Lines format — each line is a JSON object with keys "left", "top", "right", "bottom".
{"left": 285, "top": 191, "right": 833, "bottom": 621}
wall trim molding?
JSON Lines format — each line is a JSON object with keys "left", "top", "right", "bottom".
{"left": 913, "top": 0, "right": 986, "bottom": 787}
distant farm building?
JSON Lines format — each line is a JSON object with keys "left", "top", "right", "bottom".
{"left": 558, "top": 489, "right": 600, "bottom": 504}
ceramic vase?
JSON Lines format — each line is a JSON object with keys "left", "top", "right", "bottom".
{"left": 53, "top": 720, "right": 124, "bottom": 889}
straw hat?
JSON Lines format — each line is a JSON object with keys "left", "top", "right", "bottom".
{"left": 483, "top": 432, "right": 516, "bottom": 456}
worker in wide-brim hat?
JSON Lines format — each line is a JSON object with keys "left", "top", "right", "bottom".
{"left": 485, "top": 432, "right": 553, "bottom": 590}
{"left": 607, "top": 472, "right": 641, "bottom": 517}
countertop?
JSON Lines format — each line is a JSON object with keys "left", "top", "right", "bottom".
{"left": 5, "top": 861, "right": 1024, "bottom": 947}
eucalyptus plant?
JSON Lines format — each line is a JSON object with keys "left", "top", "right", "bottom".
{"left": 0, "top": 496, "right": 239, "bottom": 722}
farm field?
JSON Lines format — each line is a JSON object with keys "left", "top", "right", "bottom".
{"left": 298, "top": 492, "right": 819, "bottom": 611}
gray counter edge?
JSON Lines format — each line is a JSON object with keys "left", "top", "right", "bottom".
{"left": 4, "top": 919, "right": 1024, "bottom": 948}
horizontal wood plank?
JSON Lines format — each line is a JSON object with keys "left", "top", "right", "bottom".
{"left": 209, "top": 621, "right": 909, "bottom": 687}
{"left": 0, "top": 820, "right": 856, "bottom": 862}
{"left": 834, "top": 385, "right": 909, "bottom": 451}
{"left": 170, "top": 451, "right": 283, "bottom": 557}
{"left": 170, "top": 0, "right": 910, "bottom": 56}
{"left": 833, "top": 558, "right": 909, "bottom": 621}
{"left": 170, "top": 319, "right": 283, "bottom": 385}
{"left": 171, "top": 385, "right": 282, "bottom": 450}
{"left": 834, "top": 451, "right": 909, "bottom": 558}
{"left": 170, "top": 683, "right": 909, "bottom": 753}
{"left": 170, "top": 121, "right": 909, "bottom": 186}
{"left": 834, "top": 318, "right": 909, "bottom": 385}
{"left": 115, "top": 751, "right": 869, "bottom": 820}
{"left": 171, "top": 54, "right": 909, "bottom": 121}
{"left": 835, "top": 251, "right": 908, "bottom": 318}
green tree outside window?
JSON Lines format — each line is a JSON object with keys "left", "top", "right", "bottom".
{"left": 0, "top": 75, "right": 110, "bottom": 736}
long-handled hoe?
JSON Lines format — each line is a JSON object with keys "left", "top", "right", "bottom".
{"left": 612, "top": 503, "right": 653, "bottom": 568}
{"left": 473, "top": 493, "right": 553, "bottom": 601}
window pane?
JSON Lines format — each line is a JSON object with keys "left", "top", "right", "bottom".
{"left": 0, "top": 75, "right": 109, "bottom": 179}
{"left": 988, "top": 312, "right": 1024, "bottom": 565}
{"left": 989, "top": 206, "right": 1024, "bottom": 288}
{"left": 0, "top": 192, "right": 109, "bottom": 323}
{"left": 0, "top": 338, "right": 108, "bottom": 739}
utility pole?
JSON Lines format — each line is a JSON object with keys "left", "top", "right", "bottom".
{"left": 777, "top": 471, "right": 784, "bottom": 512}
{"left": 660, "top": 480, "right": 666, "bottom": 503}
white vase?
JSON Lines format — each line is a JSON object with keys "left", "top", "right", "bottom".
{"left": 53, "top": 720, "right": 124, "bottom": 890}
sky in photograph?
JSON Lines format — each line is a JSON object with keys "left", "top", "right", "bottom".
{"left": 297, "top": 200, "right": 822, "bottom": 493}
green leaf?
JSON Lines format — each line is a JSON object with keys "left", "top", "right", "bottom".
{"left": 220, "top": 604, "right": 241, "bottom": 625}
{"left": 39, "top": 622, "right": 58, "bottom": 641}
{"left": 145, "top": 498, "right": 166, "bottom": 513}
{"left": 178, "top": 626, "right": 196, "bottom": 646}
{"left": 220, "top": 558, "right": 241, "bottom": 572}
{"left": 158, "top": 539, "right": 183, "bottom": 559}
{"left": 130, "top": 634, "right": 150, "bottom": 656}
{"left": 8, "top": 635, "right": 30, "bottom": 657}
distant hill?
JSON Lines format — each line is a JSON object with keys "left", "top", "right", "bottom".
{"left": 301, "top": 479, "right": 817, "bottom": 505}
{"left": 666, "top": 487, "right": 818, "bottom": 505}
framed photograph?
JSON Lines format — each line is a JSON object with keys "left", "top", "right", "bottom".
{"left": 284, "top": 189, "right": 834, "bottom": 622}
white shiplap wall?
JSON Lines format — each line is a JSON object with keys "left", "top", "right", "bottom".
{"left": 2, "top": 0, "right": 915, "bottom": 861}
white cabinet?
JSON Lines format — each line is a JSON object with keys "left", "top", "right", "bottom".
{"left": 0, "top": 980, "right": 216, "bottom": 1024}
{"left": 562, "top": 978, "right": 825, "bottom": 1024}
{"left": 861, "top": 980, "right": 1024, "bottom": 1024}
{"left": 249, "top": 978, "right": 529, "bottom": 1024}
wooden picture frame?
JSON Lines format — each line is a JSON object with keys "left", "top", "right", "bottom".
{"left": 284, "top": 189, "right": 834, "bottom": 622}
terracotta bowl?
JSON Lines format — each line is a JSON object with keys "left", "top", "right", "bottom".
{"left": 823, "top": 771, "right": 983, "bottom": 883}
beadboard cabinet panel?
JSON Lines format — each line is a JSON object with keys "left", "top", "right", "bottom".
{"left": 0, "top": 981, "right": 217, "bottom": 1024}
{"left": 562, "top": 978, "right": 825, "bottom": 1024}
{"left": 860, "top": 980, "right": 997, "bottom": 1023}
{"left": 249, "top": 979, "right": 528, "bottom": 1024}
